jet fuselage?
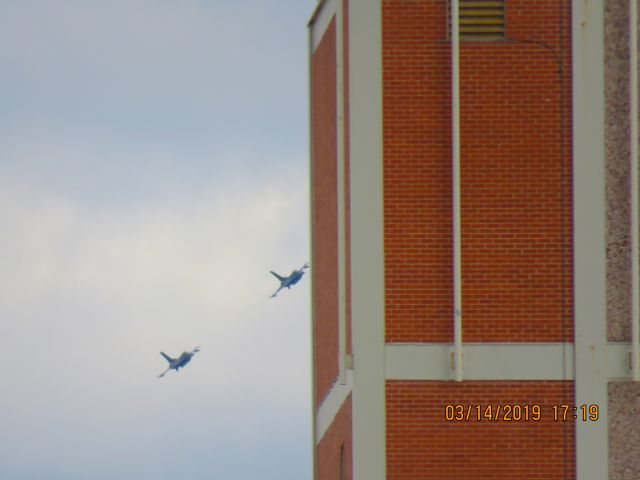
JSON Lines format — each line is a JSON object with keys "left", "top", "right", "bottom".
{"left": 171, "top": 352, "right": 194, "bottom": 370}
{"left": 284, "top": 270, "right": 304, "bottom": 287}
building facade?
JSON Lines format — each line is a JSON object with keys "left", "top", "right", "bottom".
{"left": 309, "top": 1, "right": 640, "bottom": 478}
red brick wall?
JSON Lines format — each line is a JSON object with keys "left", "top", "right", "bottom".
{"left": 387, "top": 381, "right": 575, "bottom": 479}
{"left": 383, "top": 0, "right": 573, "bottom": 343}
{"left": 312, "top": 17, "right": 340, "bottom": 408}
{"left": 317, "top": 395, "right": 353, "bottom": 480}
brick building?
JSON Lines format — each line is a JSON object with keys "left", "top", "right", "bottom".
{"left": 309, "top": 1, "right": 640, "bottom": 479}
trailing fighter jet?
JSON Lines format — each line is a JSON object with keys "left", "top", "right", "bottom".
{"left": 269, "top": 262, "right": 309, "bottom": 298}
{"left": 157, "top": 347, "right": 200, "bottom": 378}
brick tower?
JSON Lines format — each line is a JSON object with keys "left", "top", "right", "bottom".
{"left": 309, "top": 1, "right": 640, "bottom": 479}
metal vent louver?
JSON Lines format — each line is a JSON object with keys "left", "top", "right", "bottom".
{"left": 451, "top": 0, "right": 506, "bottom": 40}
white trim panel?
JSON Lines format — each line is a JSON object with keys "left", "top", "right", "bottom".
{"left": 386, "top": 343, "right": 634, "bottom": 381}
{"left": 310, "top": 0, "right": 337, "bottom": 52}
{"left": 307, "top": 21, "right": 318, "bottom": 478}
{"left": 386, "top": 343, "right": 575, "bottom": 380}
{"left": 315, "top": 370, "right": 353, "bottom": 444}
{"left": 349, "top": 0, "right": 386, "bottom": 478}
{"left": 573, "top": 0, "right": 609, "bottom": 477}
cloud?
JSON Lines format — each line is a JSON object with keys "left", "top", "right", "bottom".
{"left": 0, "top": 142, "right": 311, "bottom": 478}
{"left": 0, "top": 144, "right": 309, "bottom": 345}
{"left": 0, "top": 2, "right": 313, "bottom": 477}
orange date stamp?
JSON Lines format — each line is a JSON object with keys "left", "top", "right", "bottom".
{"left": 444, "top": 404, "right": 600, "bottom": 422}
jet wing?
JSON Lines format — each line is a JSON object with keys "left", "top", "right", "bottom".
{"left": 157, "top": 367, "right": 171, "bottom": 378}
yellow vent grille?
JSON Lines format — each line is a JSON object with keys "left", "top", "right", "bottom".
{"left": 450, "top": 0, "right": 506, "bottom": 40}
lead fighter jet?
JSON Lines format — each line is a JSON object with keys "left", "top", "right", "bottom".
{"left": 269, "top": 262, "right": 309, "bottom": 298}
{"left": 157, "top": 347, "right": 200, "bottom": 378}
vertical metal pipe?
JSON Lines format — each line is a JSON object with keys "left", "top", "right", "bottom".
{"left": 452, "top": 0, "right": 463, "bottom": 382}
{"left": 336, "top": 0, "right": 348, "bottom": 385}
{"left": 630, "top": 0, "right": 640, "bottom": 381}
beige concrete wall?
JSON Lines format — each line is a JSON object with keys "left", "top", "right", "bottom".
{"left": 609, "top": 381, "right": 640, "bottom": 479}
{"left": 606, "top": 2, "right": 640, "bottom": 478}
{"left": 606, "top": 0, "right": 633, "bottom": 342}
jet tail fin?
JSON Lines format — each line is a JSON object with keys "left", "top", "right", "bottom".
{"left": 160, "top": 352, "right": 173, "bottom": 364}
{"left": 270, "top": 271, "right": 285, "bottom": 282}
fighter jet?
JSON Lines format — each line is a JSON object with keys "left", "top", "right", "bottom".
{"left": 269, "top": 262, "right": 309, "bottom": 298}
{"left": 157, "top": 346, "right": 200, "bottom": 378}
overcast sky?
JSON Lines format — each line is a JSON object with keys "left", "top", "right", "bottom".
{"left": 0, "top": 1, "right": 313, "bottom": 479}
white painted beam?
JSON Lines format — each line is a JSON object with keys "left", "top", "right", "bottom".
{"left": 573, "top": 0, "right": 609, "bottom": 477}
{"left": 349, "top": 0, "right": 386, "bottom": 478}
{"left": 386, "top": 343, "right": 575, "bottom": 380}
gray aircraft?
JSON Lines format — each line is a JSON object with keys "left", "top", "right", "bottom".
{"left": 157, "top": 346, "right": 200, "bottom": 378}
{"left": 269, "top": 262, "right": 309, "bottom": 298}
